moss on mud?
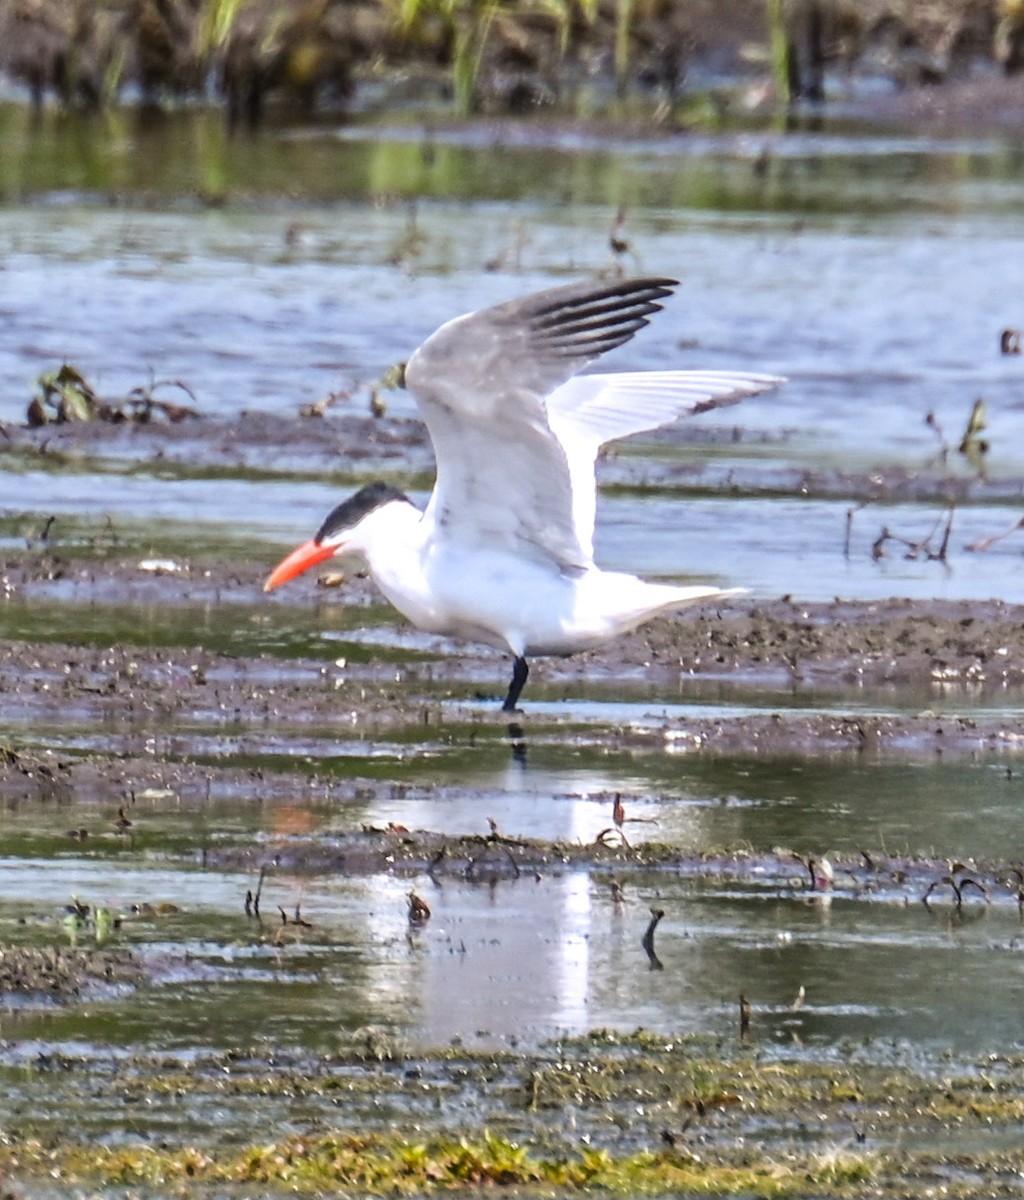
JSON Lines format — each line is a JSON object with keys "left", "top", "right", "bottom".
{"left": 3, "top": 1033, "right": 1024, "bottom": 1196}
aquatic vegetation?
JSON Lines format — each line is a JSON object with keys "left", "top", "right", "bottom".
{"left": 0, "top": 1126, "right": 882, "bottom": 1194}
{"left": 391, "top": 0, "right": 590, "bottom": 114}
{"left": 2, "top": 0, "right": 1022, "bottom": 121}
{"left": 28, "top": 363, "right": 200, "bottom": 427}
{"left": 765, "top": 0, "right": 791, "bottom": 104}
{"left": 845, "top": 393, "right": 1013, "bottom": 566}
{"left": 62, "top": 898, "right": 121, "bottom": 947}
{"left": 6, "top": 1035, "right": 1024, "bottom": 1196}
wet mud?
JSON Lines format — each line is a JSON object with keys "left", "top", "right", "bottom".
{"left": 0, "top": 942, "right": 142, "bottom": 1003}
{"left": 6, "top": 545, "right": 1024, "bottom": 753}
{"left": 6, "top": 412, "right": 1024, "bottom": 826}
{"left": 7, "top": 411, "right": 1024, "bottom": 774}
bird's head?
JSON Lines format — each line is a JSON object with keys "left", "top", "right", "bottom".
{"left": 264, "top": 481, "right": 412, "bottom": 592}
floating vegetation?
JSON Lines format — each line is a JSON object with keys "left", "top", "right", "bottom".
{"left": 27, "top": 364, "right": 201, "bottom": 427}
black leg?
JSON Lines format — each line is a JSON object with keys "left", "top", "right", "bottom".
{"left": 501, "top": 656, "right": 529, "bottom": 712}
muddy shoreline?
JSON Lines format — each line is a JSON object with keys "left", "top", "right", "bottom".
{"left": 7, "top": 546, "right": 1024, "bottom": 712}
{"left": 7, "top": 412, "right": 1024, "bottom": 777}
{"left": 6, "top": 544, "right": 1024, "bottom": 814}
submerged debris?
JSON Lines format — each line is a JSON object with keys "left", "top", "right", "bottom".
{"left": 407, "top": 890, "right": 432, "bottom": 924}
{"left": 640, "top": 906, "right": 665, "bottom": 970}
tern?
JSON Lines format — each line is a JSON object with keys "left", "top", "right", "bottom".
{"left": 265, "top": 276, "right": 783, "bottom": 711}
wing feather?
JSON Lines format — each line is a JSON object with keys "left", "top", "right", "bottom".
{"left": 404, "top": 277, "right": 678, "bottom": 570}
{"left": 547, "top": 370, "right": 785, "bottom": 558}
{"left": 402, "top": 276, "right": 784, "bottom": 570}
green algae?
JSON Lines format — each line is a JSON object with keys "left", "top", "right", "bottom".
{"left": 5, "top": 1034, "right": 1024, "bottom": 1197}
{"left": 0, "top": 1132, "right": 878, "bottom": 1196}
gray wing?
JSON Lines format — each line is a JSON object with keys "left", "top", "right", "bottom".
{"left": 403, "top": 276, "right": 677, "bottom": 570}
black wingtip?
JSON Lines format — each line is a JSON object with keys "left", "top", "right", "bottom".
{"left": 530, "top": 276, "right": 679, "bottom": 318}
{"left": 523, "top": 275, "right": 680, "bottom": 362}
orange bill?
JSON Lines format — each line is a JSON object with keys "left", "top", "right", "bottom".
{"left": 264, "top": 539, "right": 335, "bottom": 592}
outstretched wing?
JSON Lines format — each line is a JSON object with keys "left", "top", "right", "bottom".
{"left": 546, "top": 369, "right": 785, "bottom": 559}
{"left": 403, "top": 276, "right": 678, "bottom": 571}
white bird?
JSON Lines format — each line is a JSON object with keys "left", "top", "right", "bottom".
{"left": 265, "top": 276, "right": 783, "bottom": 711}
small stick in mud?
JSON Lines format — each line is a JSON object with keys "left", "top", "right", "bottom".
{"left": 610, "top": 206, "right": 631, "bottom": 257}
{"left": 936, "top": 507, "right": 955, "bottom": 560}
{"left": 426, "top": 845, "right": 447, "bottom": 881}
{"left": 922, "top": 870, "right": 990, "bottom": 912}
{"left": 739, "top": 993, "right": 751, "bottom": 1039}
{"left": 608, "top": 206, "right": 641, "bottom": 275}
{"left": 957, "top": 876, "right": 991, "bottom": 904}
{"left": 113, "top": 805, "right": 134, "bottom": 842}
{"left": 925, "top": 409, "right": 950, "bottom": 465}
{"left": 501, "top": 845, "right": 521, "bottom": 879}
{"left": 871, "top": 525, "right": 891, "bottom": 561}
{"left": 922, "top": 874, "right": 962, "bottom": 910}
{"left": 641, "top": 907, "right": 665, "bottom": 970}
{"left": 595, "top": 826, "right": 629, "bottom": 848}
{"left": 844, "top": 502, "right": 869, "bottom": 559}
{"left": 245, "top": 864, "right": 268, "bottom": 917}
{"left": 483, "top": 220, "right": 530, "bottom": 273}
{"left": 872, "top": 507, "right": 955, "bottom": 564}
{"left": 28, "top": 514, "right": 58, "bottom": 548}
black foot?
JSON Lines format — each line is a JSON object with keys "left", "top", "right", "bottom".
{"left": 501, "top": 656, "right": 529, "bottom": 712}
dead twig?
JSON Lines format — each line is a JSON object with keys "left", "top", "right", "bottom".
{"left": 245, "top": 864, "right": 268, "bottom": 917}
{"left": 922, "top": 868, "right": 991, "bottom": 912}
{"left": 641, "top": 907, "right": 665, "bottom": 971}
{"left": 965, "top": 516, "right": 1024, "bottom": 553}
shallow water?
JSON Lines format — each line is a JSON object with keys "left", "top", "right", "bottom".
{"left": 4, "top": 111, "right": 1024, "bottom": 601}
{"left": 3, "top": 104, "right": 1024, "bottom": 1089}
{"left": 0, "top": 836, "right": 1019, "bottom": 1058}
